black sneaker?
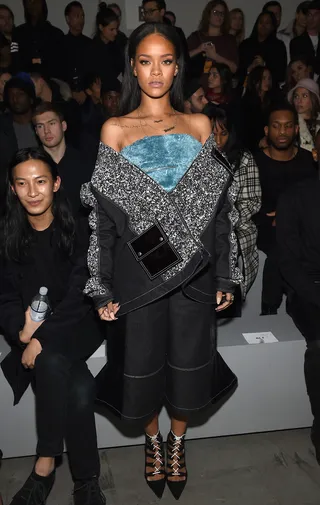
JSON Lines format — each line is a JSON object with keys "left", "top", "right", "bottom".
{"left": 10, "top": 469, "right": 55, "bottom": 505}
{"left": 73, "top": 477, "right": 106, "bottom": 505}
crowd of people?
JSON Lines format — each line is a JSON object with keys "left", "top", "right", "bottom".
{"left": 1, "top": 0, "right": 320, "bottom": 504}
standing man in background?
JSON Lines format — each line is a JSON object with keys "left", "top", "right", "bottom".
{"left": 15, "top": 0, "right": 64, "bottom": 78}
{"left": 290, "top": 0, "right": 320, "bottom": 77}
{"left": 64, "top": 1, "right": 92, "bottom": 105}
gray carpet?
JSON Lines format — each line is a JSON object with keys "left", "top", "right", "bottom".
{"left": 1, "top": 429, "right": 320, "bottom": 504}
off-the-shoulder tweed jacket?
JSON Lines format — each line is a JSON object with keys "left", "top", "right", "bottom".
{"left": 81, "top": 134, "right": 243, "bottom": 315}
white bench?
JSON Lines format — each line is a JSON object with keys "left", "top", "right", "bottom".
{"left": 0, "top": 252, "right": 312, "bottom": 458}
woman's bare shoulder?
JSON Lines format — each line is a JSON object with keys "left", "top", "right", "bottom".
{"left": 179, "top": 112, "right": 212, "bottom": 144}
{"left": 100, "top": 113, "right": 141, "bottom": 151}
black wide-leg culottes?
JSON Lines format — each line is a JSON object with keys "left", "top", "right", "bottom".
{"left": 95, "top": 288, "right": 237, "bottom": 420}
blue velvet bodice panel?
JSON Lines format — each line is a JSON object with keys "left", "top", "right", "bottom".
{"left": 120, "top": 134, "right": 202, "bottom": 192}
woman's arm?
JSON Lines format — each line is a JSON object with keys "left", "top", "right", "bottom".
{"left": 234, "top": 152, "right": 262, "bottom": 224}
{"left": 204, "top": 44, "right": 238, "bottom": 73}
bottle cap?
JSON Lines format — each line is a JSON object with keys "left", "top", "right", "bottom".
{"left": 39, "top": 287, "right": 48, "bottom": 296}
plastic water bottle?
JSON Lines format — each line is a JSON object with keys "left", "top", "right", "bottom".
{"left": 30, "top": 287, "right": 50, "bottom": 322}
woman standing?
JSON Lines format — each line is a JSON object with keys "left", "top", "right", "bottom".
{"left": 85, "top": 4, "right": 124, "bottom": 87}
{"left": 288, "top": 78, "right": 320, "bottom": 152}
{"left": 82, "top": 22, "right": 241, "bottom": 500}
{"left": 238, "top": 11, "right": 287, "bottom": 86}
{"left": 0, "top": 149, "right": 105, "bottom": 505}
{"left": 187, "top": 0, "right": 238, "bottom": 78}
{"left": 229, "top": 8, "right": 245, "bottom": 46}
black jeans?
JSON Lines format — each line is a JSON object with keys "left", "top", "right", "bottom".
{"left": 258, "top": 228, "right": 283, "bottom": 309}
{"left": 34, "top": 350, "right": 100, "bottom": 481}
{"left": 288, "top": 294, "right": 320, "bottom": 428}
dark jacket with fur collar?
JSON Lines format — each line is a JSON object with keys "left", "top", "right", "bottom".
{"left": 81, "top": 134, "right": 242, "bottom": 314}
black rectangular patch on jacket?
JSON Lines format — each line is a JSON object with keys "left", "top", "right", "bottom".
{"left": 128, "top": 222, "right": 181, "bottom": 279}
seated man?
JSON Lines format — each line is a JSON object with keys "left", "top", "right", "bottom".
{"left": 184, "top": 78, "right": 208, "bottom": 114}
{"left": 101, "top": 78, "right": 121, "bottom": 119}
{"left": 81, "top": 72, "right": 104, "bottom": 140}
{"left": 32, "top": 101, "right": 94, "bottom": 215}
{"left": 254, "top": 102, "right": 317, "bottom": 314}
{"left": 0, "top": 76, "right": 38, "bottom": 203}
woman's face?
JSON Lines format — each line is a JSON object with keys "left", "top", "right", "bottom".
{"left": 230, "top": 11, "right": 243, "bottom": 32}
{"left": 208, "top": 67, "right": 222, "bottom": 91}
{"left": 257, "top": 14, "right": 274, "bottom": 39}
{"left": 11, "top": 159, "right": 60, "bottom": 219}
{"left": 291, "top": 61, "right": 311, "bottom": 83}
{"left": 99, "top": 20, "right": 119, "bottom": 42}
{"left": 293, "top": 87, "right": 313, "bottom": 116}
{"left": 213, "top": 120, "right": 229, "bottom": 151}
{"left": 209, "top": 4, "right": 226, "bottom": 29}
{"left": 260, "top": 69, "right": 272, "bottom": 93}
{"left": 132, "top": 33, "right": 178, "bottom": 100}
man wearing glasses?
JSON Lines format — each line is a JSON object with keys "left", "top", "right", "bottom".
{"left": 142, "top": 0, "right": 166, "bottom": 22}
{"left": 141, "top": 0, "right": 189, "bottom": 70}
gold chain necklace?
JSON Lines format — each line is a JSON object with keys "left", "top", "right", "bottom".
{"left": 137, "top": 108, "right": 178, "bottom": 133}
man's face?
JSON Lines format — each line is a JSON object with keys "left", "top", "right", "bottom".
{"left": 143, "top": 1, "right": 164, "bottom": 23}
{"left": 102, "top": 90, "right": 120, "bottom": 117}
{"left": 266, "top": 5, "right": 282, "bottom": 28}
{"left": 307, "top": 9, "right": 320, "bottom": 32}
{"left": 66, "top": 6, "right": 85, "bottom": 34}
{"left": 8, "top": 87, "right": 32, "bottom": 114}
{"left": 188, "top": 87, "right": 208, "bottom": 113}
{"left": 24, "top": 0, "right": 43, "bottom": 20}
{"left": 265, "top": 110, "right": 298, "bottom": 150}
{"left": 34, "top": 111, "right": 67, "bottom": 148}
{"left": 0, "top": 8, "right": 13, "bottom": 35}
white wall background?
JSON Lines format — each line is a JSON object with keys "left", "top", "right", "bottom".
{"left": 9, "top": 0, "right": 302, "bottom": 38}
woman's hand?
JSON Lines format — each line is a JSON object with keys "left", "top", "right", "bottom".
{"left": 205, "top": 43, "right": 218, "bottom": 61}
{"left": 21, "top": 338, "right": 42, "bottom": 369}
{"left": 259, "top": 136, "right": 268, "bottom": 149}
{"left": 215, "top": 291, "right": 234, "bottom": 312}
{"left": 19, "top": 307, "right": 45, "bottom": 345}
{"left": 248, "top": 55, "right": 265, "bottom": 74}
{"left": 98, "top": 302, "right": 120, "bottom": 321}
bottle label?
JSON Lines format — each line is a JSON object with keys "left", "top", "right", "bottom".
{"left": 30, "top": 301, "right": 48, "bottom": 322}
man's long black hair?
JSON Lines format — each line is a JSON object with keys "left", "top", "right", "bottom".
{"left": 1, "top": 148, "right": 75, "bottom": 262}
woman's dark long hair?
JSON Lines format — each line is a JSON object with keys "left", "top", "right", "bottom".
{"left": 119, "top": 22, "right": 185, "bottom": 115}
{"left": 208, "top": 105, "right": 244, "bottom": 170}
{"left": 246, "top": 65, "right": 273, "bottom": 108}
{"left": 209, "top": 62, "right": 232, "bottom": 95}
{"left": 95, "top": 3, "right": 119, "bottom": 37}
{"left": 250, "top": 11, "right": 277, "bottom": 41}
{"left": 1, "top": 148, "right": 75, "bottom": 262}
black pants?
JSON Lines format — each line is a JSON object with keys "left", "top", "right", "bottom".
{"left": 258, "top": 228, "right": 283, "bottom": 309}
{"left": 96, "top": 288, "right": 236, "bottom": 421}
{"left": 288, "top": 295, "right": 320, "bottom": 428}
{"left": 34, "top": 350, "right": 100, "bottom": 481}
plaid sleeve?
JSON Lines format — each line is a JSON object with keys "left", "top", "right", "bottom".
{"left": 233, "top": 151, "right": 262, "bottom": 298}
